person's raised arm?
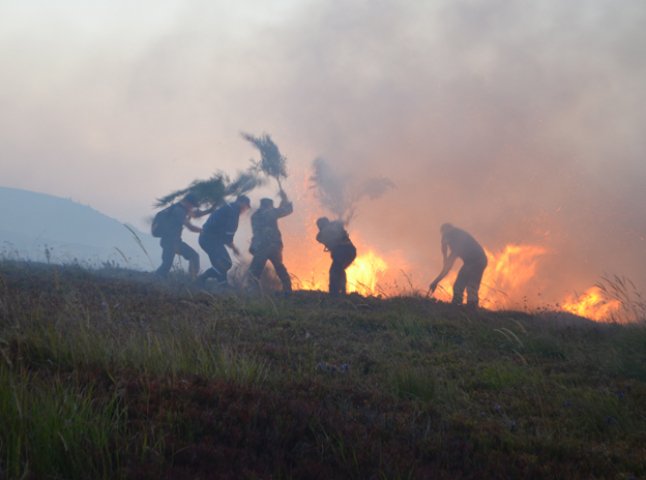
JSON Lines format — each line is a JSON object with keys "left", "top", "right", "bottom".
{"left": 276, "top": 194, "right": 294, "bottom": 218}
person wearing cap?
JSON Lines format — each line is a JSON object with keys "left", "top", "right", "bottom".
{"left": 197, "top": 195, "right": 251, "bottom": 287}
{"left": 429, "top": 223, "right": 488, "bottom": 307}
{"left": 248, "top": 190, "right": 293, "bottom": 293}
{"left": 154, "top": 193, "right": 203, "bottom": 278}
{"left": 315, "top": 217, "right": 357, "bottom": 296}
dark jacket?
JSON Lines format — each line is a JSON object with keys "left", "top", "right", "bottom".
{"left": 250, "top": 199, "right": 293, "bottom": 251}
{"left": 164, "top": 203, "right": 191, "bottom": 240}
{"left": 202, "top": 203, "right": 243, "bottom": 244}
{"left": 316, "top": 220, "right": 352, "bottom": 251}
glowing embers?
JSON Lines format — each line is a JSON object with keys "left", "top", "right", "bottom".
{"left": 562, "top": 286, "right": 622, "bottom": 322}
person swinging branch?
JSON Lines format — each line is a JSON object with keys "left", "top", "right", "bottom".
{"left": 248, "top": 190, "right": 293, "bottom": 293}
{"left": 429, "top": 223, "right": 488, "bottom": 307}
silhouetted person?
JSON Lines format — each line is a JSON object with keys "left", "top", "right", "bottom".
{"left": 197, "top": 195, "right": 250, "bottom": 287}
{"left": 248, "top": 191, "right": 293, "bottom": 293}
{"left": 316, "top": 217, "right": 357, "bottom": 296}
{"left": 429, "top": 223, "right": 488, "bottom": 307}
{"left": 154, "top": 193, "right": 202, "bottom": 278}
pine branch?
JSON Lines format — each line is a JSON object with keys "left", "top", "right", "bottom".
{"left": 241, "top": 131, "right": 288, "bottom": 182}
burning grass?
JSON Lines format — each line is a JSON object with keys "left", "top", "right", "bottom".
{"left": 1, "top": 260, "right": 645, "bottom": 479}
{"left": 562, "top": 275, "right": 646, "bottom": 323}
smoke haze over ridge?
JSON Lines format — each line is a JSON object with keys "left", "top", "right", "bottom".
{"left": 1, "top": 0, "right": 645, "bottom": 302}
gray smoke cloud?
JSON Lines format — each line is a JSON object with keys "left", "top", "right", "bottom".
{"left": 264, "top": 0, "right": 646, "bottom": 301}
{"left": 310, "top": 157, "right": 395, "bottom": 223}
{"left": 1, "top": 0, "right": 645, "bottom": 303}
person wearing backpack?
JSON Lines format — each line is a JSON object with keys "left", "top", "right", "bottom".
{"left": 315, "top": 217, "right": 357, "bottom": 296}
{"left": 153, "top": 193, "right": 203, "bottom": 279}
{"left": 196, "top": 195, "right": 251, "bottom": 288}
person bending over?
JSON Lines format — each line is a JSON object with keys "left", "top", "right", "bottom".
{"left": 429, "top": 223, "right": 488, "bottom": 307}
{"left": 315, "top": 217, "right": 357, "bottom": 296}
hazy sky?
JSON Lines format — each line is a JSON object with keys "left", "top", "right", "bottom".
{"left": 1, "top": 0, "right": 645, "bottom": 299}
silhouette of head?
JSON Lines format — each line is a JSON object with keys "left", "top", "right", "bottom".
{"left": 440, "top": 223, "right": 454, "bottom": 235}
{"left": 260, "top": 198, "right": 274, "bottom": 208}
{"left": 236, "top": 195, "right": 251, "bottom": 213}
{"left": 182, "top": 193, "right": 199, "bottom": 207}
{"left": 316, "top": 216, "right": 330, "bottom": 230}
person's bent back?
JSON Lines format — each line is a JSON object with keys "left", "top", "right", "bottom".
{"left": 429, "top": 223, "right": 487, "bottom": 307}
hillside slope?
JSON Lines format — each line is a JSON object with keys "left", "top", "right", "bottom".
{"left": 1, "top": 261, "right": 644, "bottom": 479}
{"left": 0, "top": 185, "right": 159, "bottom": 268}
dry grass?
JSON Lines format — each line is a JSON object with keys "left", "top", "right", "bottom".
{"left": 1, "top": 260, "right": 645, "bottom": 479}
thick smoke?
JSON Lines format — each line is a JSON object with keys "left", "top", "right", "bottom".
{"left": 270, "top": 0, "right": 646, "bottom": 302}
{"left": 309, "top": 158, "right": 394, "bottom": 223}
{"left": 1, "top": 0, "right": 645, "bottom": 303}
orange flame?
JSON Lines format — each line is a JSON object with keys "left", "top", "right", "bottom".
{"left": 346, "top": 250, "right": 388, "bottom": 296}
{"left": 486, "top": 244, "right": 547, "bottom": 292}
{"left": 288, "top": 245, "right": 389, "bottom": 296}
{"left": 285, "top": 233, "right": 631, "bottom": 322}
{"left": 277, "top": 170, "right": 636, "bottom": 321}
{"left": 562, "top": 286, "right": 622, "bottom": 321}
{"left": 433, "top": 244, "right": 547, "bottom": 309}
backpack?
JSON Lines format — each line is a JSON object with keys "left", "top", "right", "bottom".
{"left": 151, "top": 205, "right": 175, "bottom": 238}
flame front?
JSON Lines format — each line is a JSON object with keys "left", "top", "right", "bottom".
{"left": 486, "top": 244, "right": 547, "bottom": 292}
{"left": 285, "top": 234, "right": 632, "bottom": 322}
{"left": 562, "top": 287, "right": 622, "bottom": 321}
{"left": 277, "top": 174, "right": 635, "bottom": 322}
{"left": 433, "top": 244, "right": 547, "bottom": 309}
{"left": 346, "top": 250, "right": 388, "bottom": 296}
{"left": 288, "top": 246, "right": 389, "bottom": 296}
{"left": 284, "top": 218, "right": 391, "bottom": 296}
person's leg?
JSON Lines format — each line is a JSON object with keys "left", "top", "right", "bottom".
{"left": 329, "top": 245, "right": 355, "bottom": 295}
{"left": 177, "top": 241, "right": 200, "bottom": 278}
{"left": 248, "top": 249, "right": 269, "bottom": 288}
{"left": 199, "top": 234, "right": 218, "bottom": 273}
{"left": 199, "top": 235, "right": 231, "bottom": 284}
{"left": 155, "top": 238, "right": 177, "bottom": 277}
{"left": 197, "top": 234, "right": 217, "bottom": 281}
{"left": 329, "top": 262, "right": 341, "bottom": 295}
{"left": 215, "top": 244, "right": 233, "bottom": 283}
{"left": 465, "top": 260, "right": 487, "bottom": 307}
{"left": 269, "top": 248, "right": 292, "bottom": 292}
{"left": 340, "top": 269, "right": 347, "bottom": 295}
{"left": 337, "top": 244, "right": 357, "bottom": 295}
{"left": 452, "top": 265, "right": 468, "bottom": 305}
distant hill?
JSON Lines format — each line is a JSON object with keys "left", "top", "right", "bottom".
{"left": 0, "top": 186, "right": 160, "bottom": 269}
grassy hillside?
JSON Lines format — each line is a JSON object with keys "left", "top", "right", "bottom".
{"left": 1, "top": 260, "right": 644, "bottom": 479}
{"left": 0, "top": 185, "right": 159, "bottom": 268}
